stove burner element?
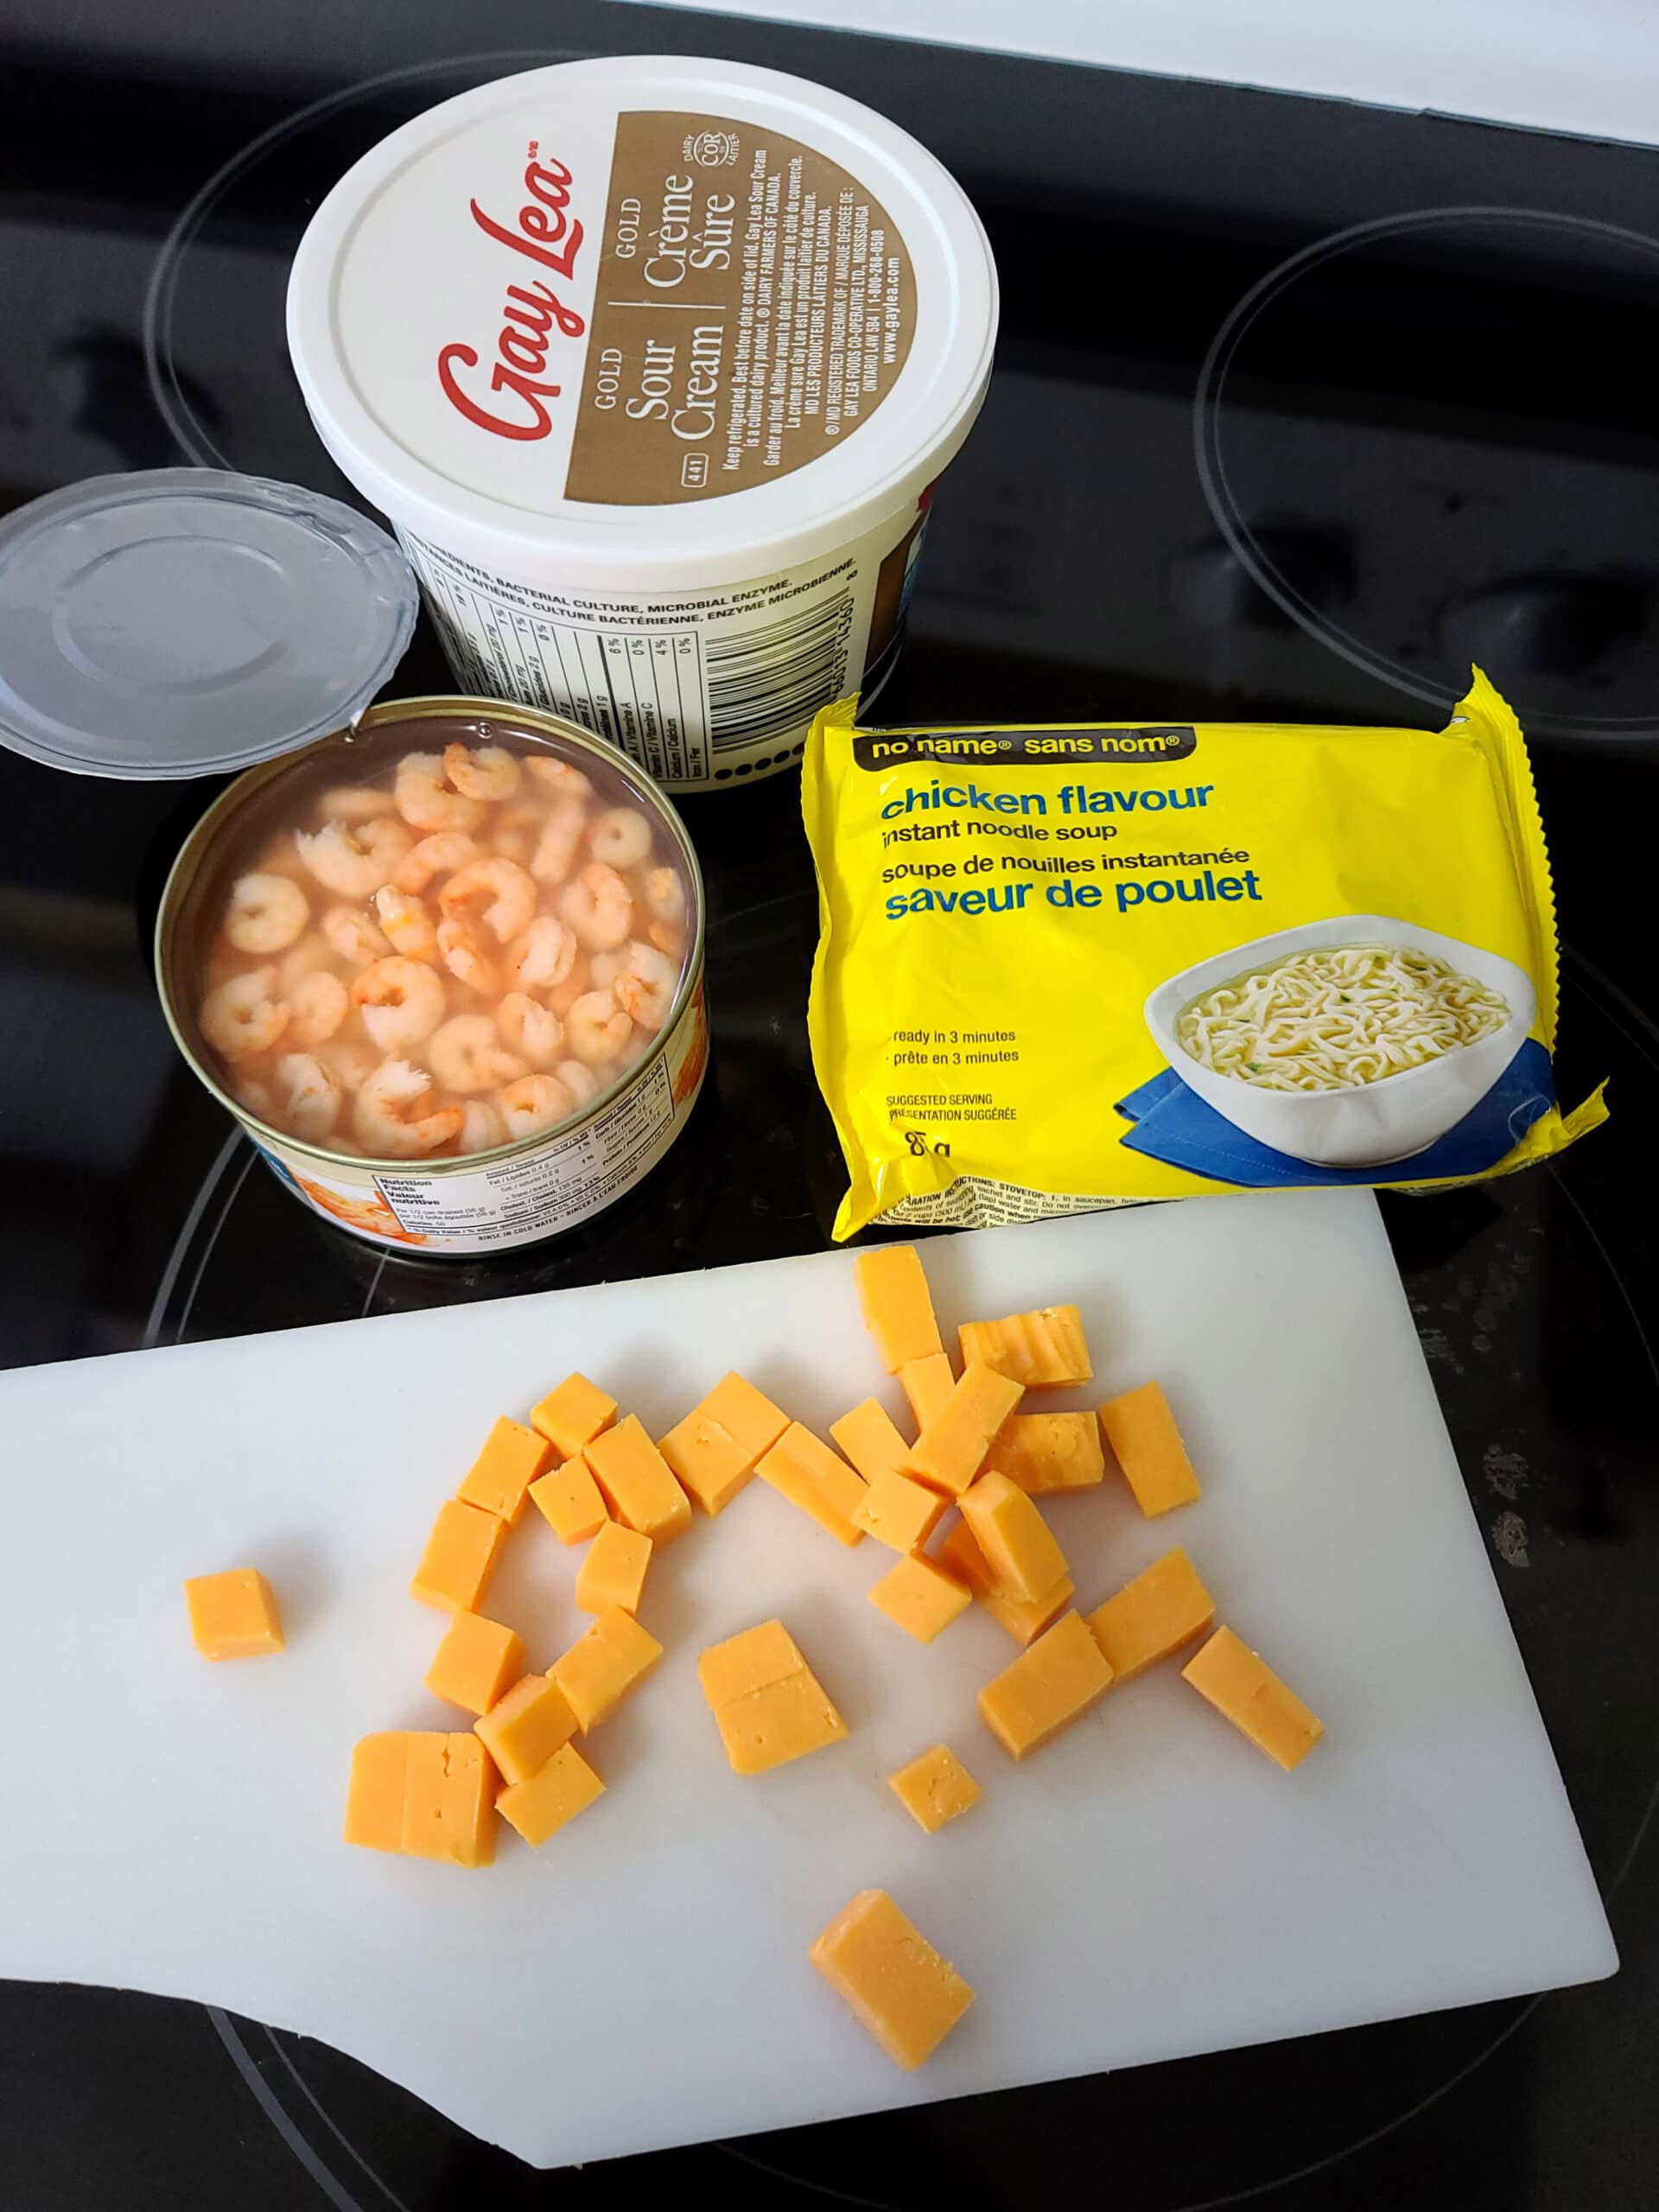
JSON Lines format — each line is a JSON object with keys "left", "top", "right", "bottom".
{"left": 1194, "top": 207, "right": 1659, "bottom": 741}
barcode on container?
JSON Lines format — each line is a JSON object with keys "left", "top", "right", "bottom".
{"left": 705, "top": 591, "right": 855, "bottom": 751}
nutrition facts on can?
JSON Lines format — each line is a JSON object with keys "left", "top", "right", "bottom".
{"left": 373, "top": 1058, "right": 676, "bottom": 1245}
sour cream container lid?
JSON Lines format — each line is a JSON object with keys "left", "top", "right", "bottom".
{"left": 285, "top": 54, "right": 999, "bottom": 590}
{"left": 0, "top": 467, "right": 417, "bottom": 779}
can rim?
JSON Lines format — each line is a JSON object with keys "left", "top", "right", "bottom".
{"left": 155, "top": 696, "right": 707, "bottom": 1178}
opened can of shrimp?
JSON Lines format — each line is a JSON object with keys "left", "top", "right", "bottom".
{"left": 156, "top": 699, "right": 708, "bottom": 1254}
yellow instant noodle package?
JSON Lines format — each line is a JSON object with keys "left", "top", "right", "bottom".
{"left": 804, "top": 669, "right": 1605, "bottom": 1239}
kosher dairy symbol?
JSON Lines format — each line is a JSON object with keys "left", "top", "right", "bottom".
{"left": 437, "top": 145, "right": 586, "bottom": 442}
{"left": 683, "top": 130, "right": 740, "bottom": 167}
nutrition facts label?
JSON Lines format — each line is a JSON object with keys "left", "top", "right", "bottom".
{"left": 399, "top": 529, "right": 861, "bottom": 785}
{"left": 373, "top": 1058, "right": 676, "bottom": 1246}
{"left": 404, "top": 540, "right": 707, "bottom": 783}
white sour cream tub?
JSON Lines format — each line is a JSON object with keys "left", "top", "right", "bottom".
{"left": 286, "top": 54, "right": 998, "bottom": 791}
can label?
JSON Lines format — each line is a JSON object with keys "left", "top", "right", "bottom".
{"left": 250, "top": 980, "right": 708, "bottom": 1255}
{"left": 399, "top": 505, "right": 919, "bottom": 785}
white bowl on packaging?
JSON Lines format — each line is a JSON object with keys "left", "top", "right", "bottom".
{"left": 286, "top": 55, "right": 998, "bottom": 791}
{"left": 1144, "top": 913, "right": 1537, "bottom": 1167}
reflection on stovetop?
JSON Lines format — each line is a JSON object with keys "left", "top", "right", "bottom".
{"left": 2, "top": 15, "right": 1657, "bottom": 2212}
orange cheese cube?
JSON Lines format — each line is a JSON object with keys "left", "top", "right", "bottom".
{"left": 906, "top": 1362, "right": 1024, "bottom": 1497}
{"left": 985, "top": 1411, "right": 1105, "bottom": 1495}
{"left": 696, "top": 1618, "right": 805, "bottom": 1707}
{"left": 958, "top": 1305, "right": 1091, "bottom": 1388}
{"left": 575, "top": 1520, "right": 652, "bottom": 1615}
{"left": 854, "top": 1244, "right": 944, "bottom": 1372}
{"left": 868, "top": 1552, "right": 972, "bottom": 1644}
{"left": 657, "top": 1414, "right": 751, "bottom": 1516}
{"left": 410, "top": 1497, "right": 507, "bottom": 1614}
{"left": 978, "top": 1610, "right": 1115, "bottom": 1761}
{"left": 343, "top": 1732, "right": 411, "bottom": 1853}
{"left": 658, "top": 1371, "right": 788, "bottom": 1516}
{"left": 526, "top": 1455, "right": 608, "bottom": 1545}
{"left": 455, "top": 1414, "right": 551, "bottom": 1524}
{"left": 831, "top": 1398, "right": 911, "bottom": 1487}
{"left": 959, "top": 1471, "right": 1069, "bottom": 1604}
{"left": 697, "top": 1620, "right": 847, "bottom": 1775}
{"left": 756, "top": 1422, "right": 868, "bottom": 1546}
{"left": 496, "top": 1739, "right": 606, "bottom": 1846}
{"left": 899, "top": 1351, "right": 956, "bottom": 1431}
{"left": 425, "top": 1609, "right": 527, "bottom": 1716}
{"left": 854, "top": 1465, "right": 947, "bottom": 1554}
{"left": 711, "top": 1674, "right": 850, "bottom": 1775}
{"left": 810, "top": 1889, "right": 975, "bottom": 2069}
{"left": 887, "top": 1744, "right": 982, "bottom": 1834}
{"left": 400, "top": 1732, "right": 498, "bottom": 1867}
{"left": 183, "top": 1568, "right": 284, "bottom": 1661}
{"left": 1098, "top": 1380, "right": 1202, "bottom": 1516}
{"left": 1085, "top": 1548, "right": 1215, "bottom": 1681}
{"left": 550, "top": 1605, "right": 663, "bottom": 1731}
{"left": 529, "top": 1371, "right": 617, "bottom": 1459}
{"left": 937, "top": 1521, "right": 1074, "bottom": 1646}
{"left": 583, "top": 1414, "right": 692, "bottom": 1546}
{"left": 474, "top": 1672, "right": 577, "bottom": 1785}
{"left": 1182, "top": 1625, "right": 1324, "bottom": 1770}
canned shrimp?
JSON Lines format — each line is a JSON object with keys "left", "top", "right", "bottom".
{"left": 156, "top": 699, "right": 708, "bottom": 1254}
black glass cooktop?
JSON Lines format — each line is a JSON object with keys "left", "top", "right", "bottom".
{"left": 2, "top": 8, "right": 1656, "bottom": 2209}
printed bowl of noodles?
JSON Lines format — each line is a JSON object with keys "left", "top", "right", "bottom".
{"left": 1145, "top": 915, "right": 1536, "bottom": 1167}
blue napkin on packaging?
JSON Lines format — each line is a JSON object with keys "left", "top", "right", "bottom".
{"left": 1115, "top": 1039, "right": 1554, "bottom": 1188}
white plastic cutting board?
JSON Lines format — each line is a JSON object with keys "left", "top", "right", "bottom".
{"left": 0, "top": 1190, "right": 1615, "bottom": 2167}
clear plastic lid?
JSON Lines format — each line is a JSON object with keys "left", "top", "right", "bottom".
{"left": 0, "top": 467, "right": 418, "bottom": 779}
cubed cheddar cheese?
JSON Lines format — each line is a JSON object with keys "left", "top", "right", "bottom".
{"left": 959, "top": 1471, "right": 1069, "bottom": 1604}
{"left": 868, "top": 1552, "right": 972, "bottom": 1644}
{"left": 583, "top": 1415, "right": 692, "bottom": 1546}
{"left": 529, "top": 1372, "right": 617, "bottom": 1459}
{"left": 831, "top": 1398, "right": 911, "bottom": 1487}
{"left": 658, "top": 1371, "right": 788, "bottom": 1516}
{"left": 475, "top": 1672, "right": 578, "bottom": 1785}
{"left": 575, "top": 1520, "right": 652, "bottom": 1615}
{"left": 958, "top": 1305, "right": 1092, "bottom": 1388}
{"left": 344, "top": 1732, "right": 411, "bottom": 1853}
{"left": 1098, "top": 1380, "right": 1202, "bottom": 1516}
{"left": 1181, "top": 1625, "right": 1324, "bottom": 1770}
{"left": 496, "top": 1740, "right": 606, "bottom": 1847}
{"left": 400, "top": 1732, "right": 498, "bottom": 1867}
{"left": 985, "top": 1411, "right": 1105, "bottom": 1495}
{"left": 1085, "top": 1548, "right": 1215, "bottom": 1681}
{"left": 906, "top": 1363, "right": 1023, "bottom": 1497}
{"left": 527, "top": 1456, "right": 608, "bottom": 1546}
{"left": 756, "top": 1422, "right": 868, "bottom": 1546}
{"left": 550, "top": 1605, "right": 663, "bottom": 1731}
{"left": 854, "top": 1245, "right": 944, "bottom": 1372}
{"left": 410, "top": 1497, "right": 507, "bottom": 1614}
{"left": 978, "top": 1610, "right": 1115, "bottom": 1761}
{"left": 696, "top": 1618, "right": 804, "bottom": 1707}
{"left": 938, "top": 1521, "right": 1074, "bottom": 1646}
{"left": 810, "top": 1889, "right": 975, "bottom": 2069}
{"left": 854, "top": 1465, "right": 947, "bottom": 1554}
{"left": 455, "top": 1414, "right": 551, "bottom": 1524}
{"left": 899, "top": 1352, "right": 956, "bottom": 1432}
{"left": 424, "top": 1610, "right": 527, "bottom": 1717}
{"left": 697, "top": 1619, "right": 847, "bottom": 1775}
{"left": 887, "top": 1744, "right": 982, "bottom": 1834}
{"left": 183, "top": 1568, "right": 284, "bottom": 1661}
